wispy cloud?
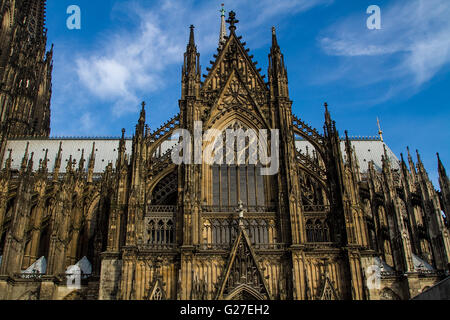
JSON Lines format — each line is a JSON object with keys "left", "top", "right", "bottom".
{"left": 319, "top": 0, "right": 450, "bottom": 89}
{"left": 64, "top": 0, "right": 331, "bottom": 118}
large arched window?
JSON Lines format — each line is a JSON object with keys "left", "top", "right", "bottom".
{"left": 38, "top": 224, "right": 50, "bottom": 260}
{"left": 210, "top": 121, "right": 266, "bottom": 209}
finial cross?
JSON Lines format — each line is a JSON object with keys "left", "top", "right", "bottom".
{"left": 226, "top": 11, "right": 239, "bottom": 32}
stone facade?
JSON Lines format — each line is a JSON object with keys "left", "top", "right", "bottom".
{"left": 0, "top": 0, "right": 52, "bottom": 139}
{"left": 0, "top": 5, "right": 449, "bottom": 300}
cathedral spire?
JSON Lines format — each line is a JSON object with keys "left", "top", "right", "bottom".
{"left": 182, "top": 25, "right": 200, "bottom": 98}
{"left": 272, "top": 26, "right": 279, "bottom": 50}
{"left": 268, "top": 26, "right": 289, "bottom": 98}
{"left": 415, "top": 149, "right": 430, "bottom": 181}
{"left": 136, "top": 101, "right": 146, "bottom": 137}
{"left": 78, "top": 149, "right": 85, "bottom": 172}
{"left": 219, "top": 4, "right": 227, "bottom": 49}
{"left": 52, "top": 141, "right": 62, "bottom": 180}
{"left": 4, "top": 149, "right": 12, "bottom": 172}
{"left": 27, "top": 152, "right": 34, "bottom": 173}
{"left": 438, "top": 153, "right": 447, "bottom": 179}
{"left": 20, "top": 142, "right": 30, "bottom": 172}
{"left": 438, "top": 153, "right": 450, "bottom": 221}
{"left": 188, "top": 24, "right": 195, "bottom": 46}
{"left": 324, "top": 102, "right": 332, "bottom": 127}
{"left": 183, "top": 25, "right": 199, "bottom": 76}
{"left": 377, "top": 117, "right": 384, "bottom": 142}
{"left": 40, "top": 148, "right": 49, "bottom": 172}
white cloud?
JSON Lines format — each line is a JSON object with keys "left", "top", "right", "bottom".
{"left": 69, "top": 0, "right": 331, "bottom": 117}
{"left": 319, "top": 0, "right": 450, "bottom": 88}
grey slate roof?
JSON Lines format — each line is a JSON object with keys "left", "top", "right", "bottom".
{"left": 295, "top": 139, "right": 400, "bottom": 172}
{"left": 3, "top": 137, "right": 399, "bottom": 174}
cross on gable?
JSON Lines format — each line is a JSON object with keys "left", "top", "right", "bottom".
{"left": 226, "top": 11, "right": 239, "bottom": 32}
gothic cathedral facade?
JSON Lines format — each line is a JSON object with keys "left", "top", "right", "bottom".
{"left": 0, "top": 2, "right": 449, "bottom": 300}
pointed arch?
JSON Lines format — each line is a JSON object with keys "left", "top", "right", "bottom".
{"left": 216, "top": 225, "right": 272, "bottom": 300}
{"left": 225, "top": 284, "right": 266, "bottom": 300}
{"left": 147, "top": 169, "right": 178, "bottom": 206}
{"left": 319, "top": 277, "right": 339, "bottom": 300}
{"left": 205, "top": 68, "right": 270, "bottom": 131}
{"left": 148, "top": 278, "right": 167, "bottom": 300}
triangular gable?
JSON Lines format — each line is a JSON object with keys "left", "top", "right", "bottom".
{"left": 206, "top": 68, "right": 269, "bottom": 130}
{"left": 203, "top": 32, "right": 267, "bottom": 93}
{"left": 216, "top": 222, "right": 271, "bottom": 300}
{"left": 320, "top": 277, "right": 339, "bottom": 300}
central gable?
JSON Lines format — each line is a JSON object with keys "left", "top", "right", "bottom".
{"left": 205, "top": 68, "right": 270, "bottom": 130}
{"left": 201, "top": 31, "right": 269, "bottom": 118}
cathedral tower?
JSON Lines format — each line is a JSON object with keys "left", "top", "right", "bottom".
{"left": 0, "top": 0, "right": 52, "bottom": 139}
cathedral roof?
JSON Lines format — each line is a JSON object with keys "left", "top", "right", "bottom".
{"left": 4, "top": 136, "right": 399, "bottom": 174}
{"left": 295, "top": 138, "right": 400, "bottom": 172}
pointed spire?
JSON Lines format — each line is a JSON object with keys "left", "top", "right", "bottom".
{"left": 4, "top": 149, "right": 12, "bottom": 171}
{"left": 89, "top": 142, "right": 96, "bottom": 169}
{"left": 272, "top": 26, "right": 279, "bottom": 49}
{"left": 438, "top": 153, "right": 447, "bottom": 178}
{"left": 407, "top": 147, "right": 415, "bottom": 169}
{"left": 189, "top": 24, "right": 195, "bottom": 46}
{"left": 118, "top": 128, "right": 127, "bottom": 168}
{"left": 41, "top": 149, "right": 49, "bottom": 172}
{"left": 27, "top": 152, "right": 34, "bottom": 173}
{"left": 140, "top": 101, "right": 146, "bottom": 121}
{"left": 87, "top": 143, "right": 96, "bottom": 183}
{"left": 183, "top": 25, "right": 199, "bottom": 75}
{"left": 377, "top": 117, "right": 384, "bottom": 142}
{"left": 416, "top": 149, "right": 422, "bottom": 165}
{"left": 53, "top": 141, "right": 63, "bottom": 180}
{"left": 219, "top": 4, "right": 227, "bottom": 49}
{"left": 414, "top": 149, "right": 434, "bottom": 187}
{"left": 120, "top": 128, "right": 126, "bottom": 151}
{"left": 182, "top": 24, "right": 200, "bottom": 98}
{"left": 415, "top": 149, "right": 428, "bottom": 178}
{"left": 136, "top": 101, "right": 146, "bottom": 137}
{"left": 78, "top": 149, "right": 85, "bottom": 172}
{"left": 381, "top": 144, "right": 391, "bottom": 174}
{"left": 383, "top": 144, "right": 389, "bottom": 162}
{"left": 66, "top": 155, "right": 73, "bottom": 173}
{"left": 400, "top": 152, "right": 407, "bottom": 169}
{"left": 55, "top": 141, "right": 62, "bottom": 168}
{"left": 344, "top": 130, "right": 352, "bottom": 165}
{"left": 324, "top": 102, "right": 332, "bottom": 126}
{"left": 21, "top": 142, "right": 30, "bottom": 172}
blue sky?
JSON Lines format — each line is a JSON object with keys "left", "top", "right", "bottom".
{"left": 44, "top": 0, "right": 450, "bottom": 186}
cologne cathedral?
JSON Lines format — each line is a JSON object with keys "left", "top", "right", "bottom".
{"left": 0, "top": 1, "right": 449, "bottom": 300}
